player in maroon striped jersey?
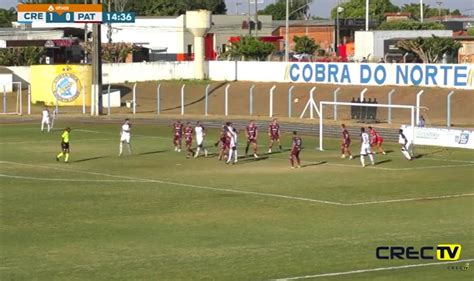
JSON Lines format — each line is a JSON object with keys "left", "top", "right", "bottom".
{"left": 218, "top": 126, "right": 231, "bottom": 161}
{"left": 172, "top": 120, "right": 184, "bottom": 152}
{"left": 268, "top": 118, "right": 282, "bottom": 153}
{"left": 184, "top": 122, "right": 194, "bottom": 158}
{"left": 245, "top": 120, "right": 259, "bottom": 158}
{"left": 289, "top": 131, "right": 302, "bottom": 169}
{"left": 340, "top": 124, "right": 353, "bottom": 159}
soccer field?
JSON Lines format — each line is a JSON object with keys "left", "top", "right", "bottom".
{"left": 1, "top": 120, "right": 473, "bottom": 281}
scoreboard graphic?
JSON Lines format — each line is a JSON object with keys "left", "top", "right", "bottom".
{"left": 17, "top": 4, "right": 135, "bottom": 24}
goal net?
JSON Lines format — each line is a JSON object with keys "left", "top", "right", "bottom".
{"left": 318, "top": 101, "right": 416, "bottom": 151}
{"left": 0, "top": 82, "right": 23, "bottom": 115}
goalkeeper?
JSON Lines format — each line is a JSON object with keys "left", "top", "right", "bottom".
{"left": 56, "top": 127, "right": 71, "bottom": 163}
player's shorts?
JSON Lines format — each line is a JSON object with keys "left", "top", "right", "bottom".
{"left": 342, "top": 140, "right": 350, "bottom": 148}
{"left": 61, "top": 142, "right": 69, "bottom": 150}
{"left": 222, "top": 142, "right": 230, "bottom": 150}
{"left": 270, "top": 134, "right": 279, "bottom": 140}
{"left": 360, "top": 144, "right": 372, "bottom": 155}
{"left": 376, "top": 137, "right": 383, "bottom": 145}
{"left": 247, "top": 137, "right": 257, "bottom": 143}
{"left": 196, "top": 137, "right": 204, "bottom": 146}
{"left": 173, "top": 135, "right": 182, "bottom": 143}
{"left": 185, "top": 138, "right": 192, "bottom": 146}
{"left": 290, "top": 148, "right": 300, "bottom": 157}
{"left": 121, "top": 134, "right": 130, "bottom": 143}
{"left": 41, "top": 117, "right": 50, "bottom": 124}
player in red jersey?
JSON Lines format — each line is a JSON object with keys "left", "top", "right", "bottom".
{"left": 368, "top": 126, "right": 386, "bottom": 155}
{"left": 172, "top": 120, "right": 184, "bottom": 152}
{"left": 184, "top": 122, "right": 194, "bottom": 158}
{"left": 340, "top": 124, "right": 353, "bottom": 159}
{"left": 289, "top": 131, "right": 302, "bottom": 169}
{"left": 245, "top": 120, "right": 259, "bottom": 158}
{"left": 267, "top": 118, "right": 282, "bottom": 153}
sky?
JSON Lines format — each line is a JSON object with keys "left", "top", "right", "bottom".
{"left": 1, "top": 0, "right": 473, "bottom": 17}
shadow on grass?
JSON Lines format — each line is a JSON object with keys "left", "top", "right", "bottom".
{"left": 301, "top": 161, "right": 327, "bottom": 168}
{"left": 375, "top": 159, "right": 392, "bottom": 165}
{"left": 236, "top": 155, "right": 269, "bottom": 165}
{"left": 138, "top": 150, "right": 167, "bottom": 155}
{"left": 74, "top": 156, "right": 109, "bottom": 163}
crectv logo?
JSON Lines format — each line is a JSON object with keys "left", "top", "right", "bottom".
{"left": 376, "top": 244, "right": 461, "bottom": 261}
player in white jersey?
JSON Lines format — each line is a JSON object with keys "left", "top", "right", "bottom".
{"left": 226, "top": 126, "right": 238, "bottom": 164}
{"left": 359, "top": 127, "right": 375, "bottom": 167}
{"left": 194, "top": 121, "right": 208, "bottom": 157}
{"left": 399, "top": 129, "right": 413, "bottom": 160}
{"left": 119, "top": 118, "right": 132, "bottom": 156}
{"left": 41, "top": 106, "right": 50, "bottom": 132}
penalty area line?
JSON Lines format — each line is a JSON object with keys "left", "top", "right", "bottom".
{"left": 274, "top": 258, "right": 474, "bottom": 280}
{"left": 1, "top": 161, "right": 472, "bottom": 207}
{"left": 0, "top": 174, "right": 150, "bottom": 183}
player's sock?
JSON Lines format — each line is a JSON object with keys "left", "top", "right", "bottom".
{"left": 119, "top": 142, "right": 123, "bottom": 156}
{"left": 290, "top": 157, "right": 294, "bottom": 167}
{"left": 64, "top": 153, "right": 69, "bottom": 162}
{"left": 360, "top": 156, "right": 365, "bottom": 167}
{"left": 245, "top": 143, "right": 249, "bottom": 155}
{"left": 195, "top": 147, "right": 200, "bottom": 157}
{"left": 57, "top": 152, "right": 63, "bottom": 158}
{"left": 204, "top": 149, "right": 208, "bottom": 157}
{"left": 227, "top": 150, "right": 232, "bottom": 163}
{"left": 279, "top": 145, "right": 282, "bottom": 151}
{"left": 234, "top": 150, "right": 238, "bottom": 163}
{"left": 369, "top": 153, "right": 375, "bottom": 165}
{"left": 47, "top": 124, "right": 50, "bottom": 132}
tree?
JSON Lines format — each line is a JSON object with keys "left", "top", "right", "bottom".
{"left": 258, "top": 0, "right": 311, "bottom": 20}
{"left": 223, "top": 36, "right": 275, "bottom": 61}
{"left": 0, "top": 47, "right": 44, "bottom": 66}
{"left": 378, "top": 20, "right": 444, "bottom": 30}
{"left": 400, "top": 3, "right": 462, "bottom": 20}
{"left": 397, "top": 36, "right": 462, "bottom": 63}
{"left": 0, "top": 8, "right": 16, "bottom": 27}
{"left": 128, "top": 0, "right": 226, "bottom": 16}
{"left": 293, "top": 35, "right": 319, "bottom": 55}
{"left": 82, "top": 42, "right": 137, "bottom": 63}
{"left": 468, "top": 28, "right": 474, "bottom": 37}
{"left": 330, "top": 0, "right": 399, "bottom": 22}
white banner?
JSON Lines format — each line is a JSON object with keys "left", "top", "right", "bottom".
{"left": 285, "top": 63, "right": 474, "bottom": 90}
{"left": 400, "top": 125, "right": 474, "bottom": 149}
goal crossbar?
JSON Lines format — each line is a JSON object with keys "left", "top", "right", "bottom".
{"left": 318, "top": 101, "right": 416, "bottom": 151}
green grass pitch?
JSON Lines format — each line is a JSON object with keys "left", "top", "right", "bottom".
{"left": 1, "top": 121, "right": 473, "bottom": 281}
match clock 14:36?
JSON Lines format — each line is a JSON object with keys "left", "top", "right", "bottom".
{"left": 103, "top": 12, "right": 135, "bottom": 23}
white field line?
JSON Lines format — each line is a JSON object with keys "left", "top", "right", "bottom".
{"left": 0, "top": 174, "right": 149, "bottom": 183}
{"left": 324, "top": 162, "right": 474, "bottom": 171}
{"left": 1, "top": 161, "right": 473, "bottom": 207}
{"left": 274, "top": 258, "right": 474, "bottom": 280}
{"left": 0, "top": 138, "right": 114, "bottom": 145}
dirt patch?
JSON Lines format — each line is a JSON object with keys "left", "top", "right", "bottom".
{"left": 7, "top": 81, "right": 474, "bottom": 128}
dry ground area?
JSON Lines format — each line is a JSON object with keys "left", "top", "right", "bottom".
{"left": 8, "top": 81, "right": 474, "bottom": 128}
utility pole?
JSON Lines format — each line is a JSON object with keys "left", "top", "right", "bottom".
{"left": 255, "top": 0, "right": 258, "bottom": 37}
{"left": 420, "top": 0, "right": 424, "bottom": 22}
{"left": 365, "top": 0, "right": 369, "bottom": 31}
{"left": 284, "top": 0, "right": 289, "bottom": 61}
{"left": 248, "top": 0, "right": 251, "bottom": 35}
{"left": 92, "top": 0, "right": 103, "bottom": 115}
{"left": 107, "top": 0, "right": 112, "bottom": 43}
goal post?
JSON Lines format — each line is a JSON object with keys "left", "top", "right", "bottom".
{"left": 318, "top": 101, "right": 416, "bottom": 151}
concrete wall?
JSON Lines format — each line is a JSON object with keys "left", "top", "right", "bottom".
{"left": 6, "top": 66, "right": 30, "bottom": 85}
{"left": 102, "top": 61, "right": 194, "bottom": 83}
{"left": 355, "top": 30, "right": 453, "bottom": 61}
{"left": 0, "top": 73, "right": 13, "bottom": 92}
{"left": 8, "top": 61, "right": 474, "bottom": 90}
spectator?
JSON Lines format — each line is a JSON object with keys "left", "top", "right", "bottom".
{"left": 417, "top": 115, "right": 425, "bottom": 127}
